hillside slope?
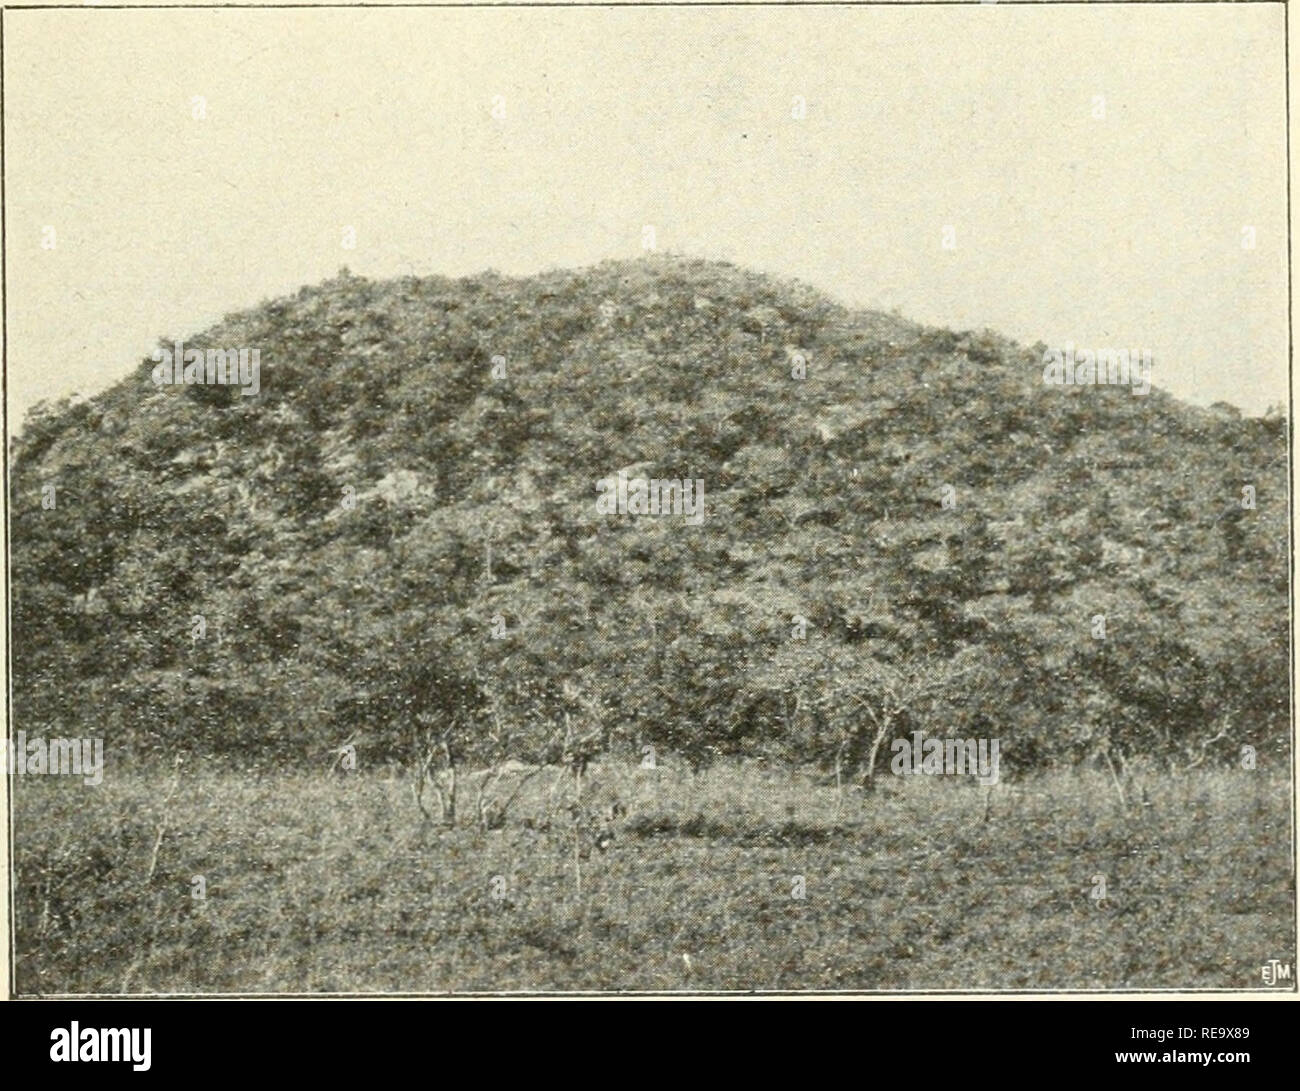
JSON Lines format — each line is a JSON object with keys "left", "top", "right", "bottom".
{"left": 9, "top": 256, "right": 1289, "bottom": 773}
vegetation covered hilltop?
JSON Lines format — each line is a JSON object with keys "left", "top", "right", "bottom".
{"left": 10, "top": 256, "right": 1289, "bottom": 779}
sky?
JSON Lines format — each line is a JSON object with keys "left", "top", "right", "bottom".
{"left": 3, "top": 4, "right": 1289, "bottom": 427}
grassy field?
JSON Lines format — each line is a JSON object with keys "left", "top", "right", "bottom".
{"left": 11, "top": 758, "right": 1294, "bottom": 993}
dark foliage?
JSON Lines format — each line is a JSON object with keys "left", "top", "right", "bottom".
{"left": 10, "top": 256, "right": 1288, "bottom": 773}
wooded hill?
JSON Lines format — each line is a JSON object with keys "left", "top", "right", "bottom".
{"left": 10, "top": 256, "right": 1289, "bottom": 777}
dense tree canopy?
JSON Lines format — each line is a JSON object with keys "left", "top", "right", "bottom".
{"left": 10, "top": 256, "right": 1289, "bottom": 773}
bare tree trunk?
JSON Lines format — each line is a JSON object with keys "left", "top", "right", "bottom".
{"left": 833, "top": 735, "right": 849, "bottom": 820}
{"left": 413, "top": 726, "right": 431, "bottom": 822}
{"left": 573, "top": 761, "right": 583, "bottom": 897}
{"left": 146, "top": 758, "right": 184, "bottom": 882}
{"left": 442, "top": 739, "right": 457, "bottom": 827}
{"left": 476, "top": 764, "right": 505, "bottom": 829}
{"left": 495, "top": 763, "right": 546, "bottom": 825}
{"left": 862, "top": 711, "right": 894, "bottom": 790}
{"left": 1102, "top": 748, "right": 1127, "bottom": 811}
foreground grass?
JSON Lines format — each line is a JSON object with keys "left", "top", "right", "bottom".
{"left": 12, "top": 760, "right": 1293, "bottom": 993}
